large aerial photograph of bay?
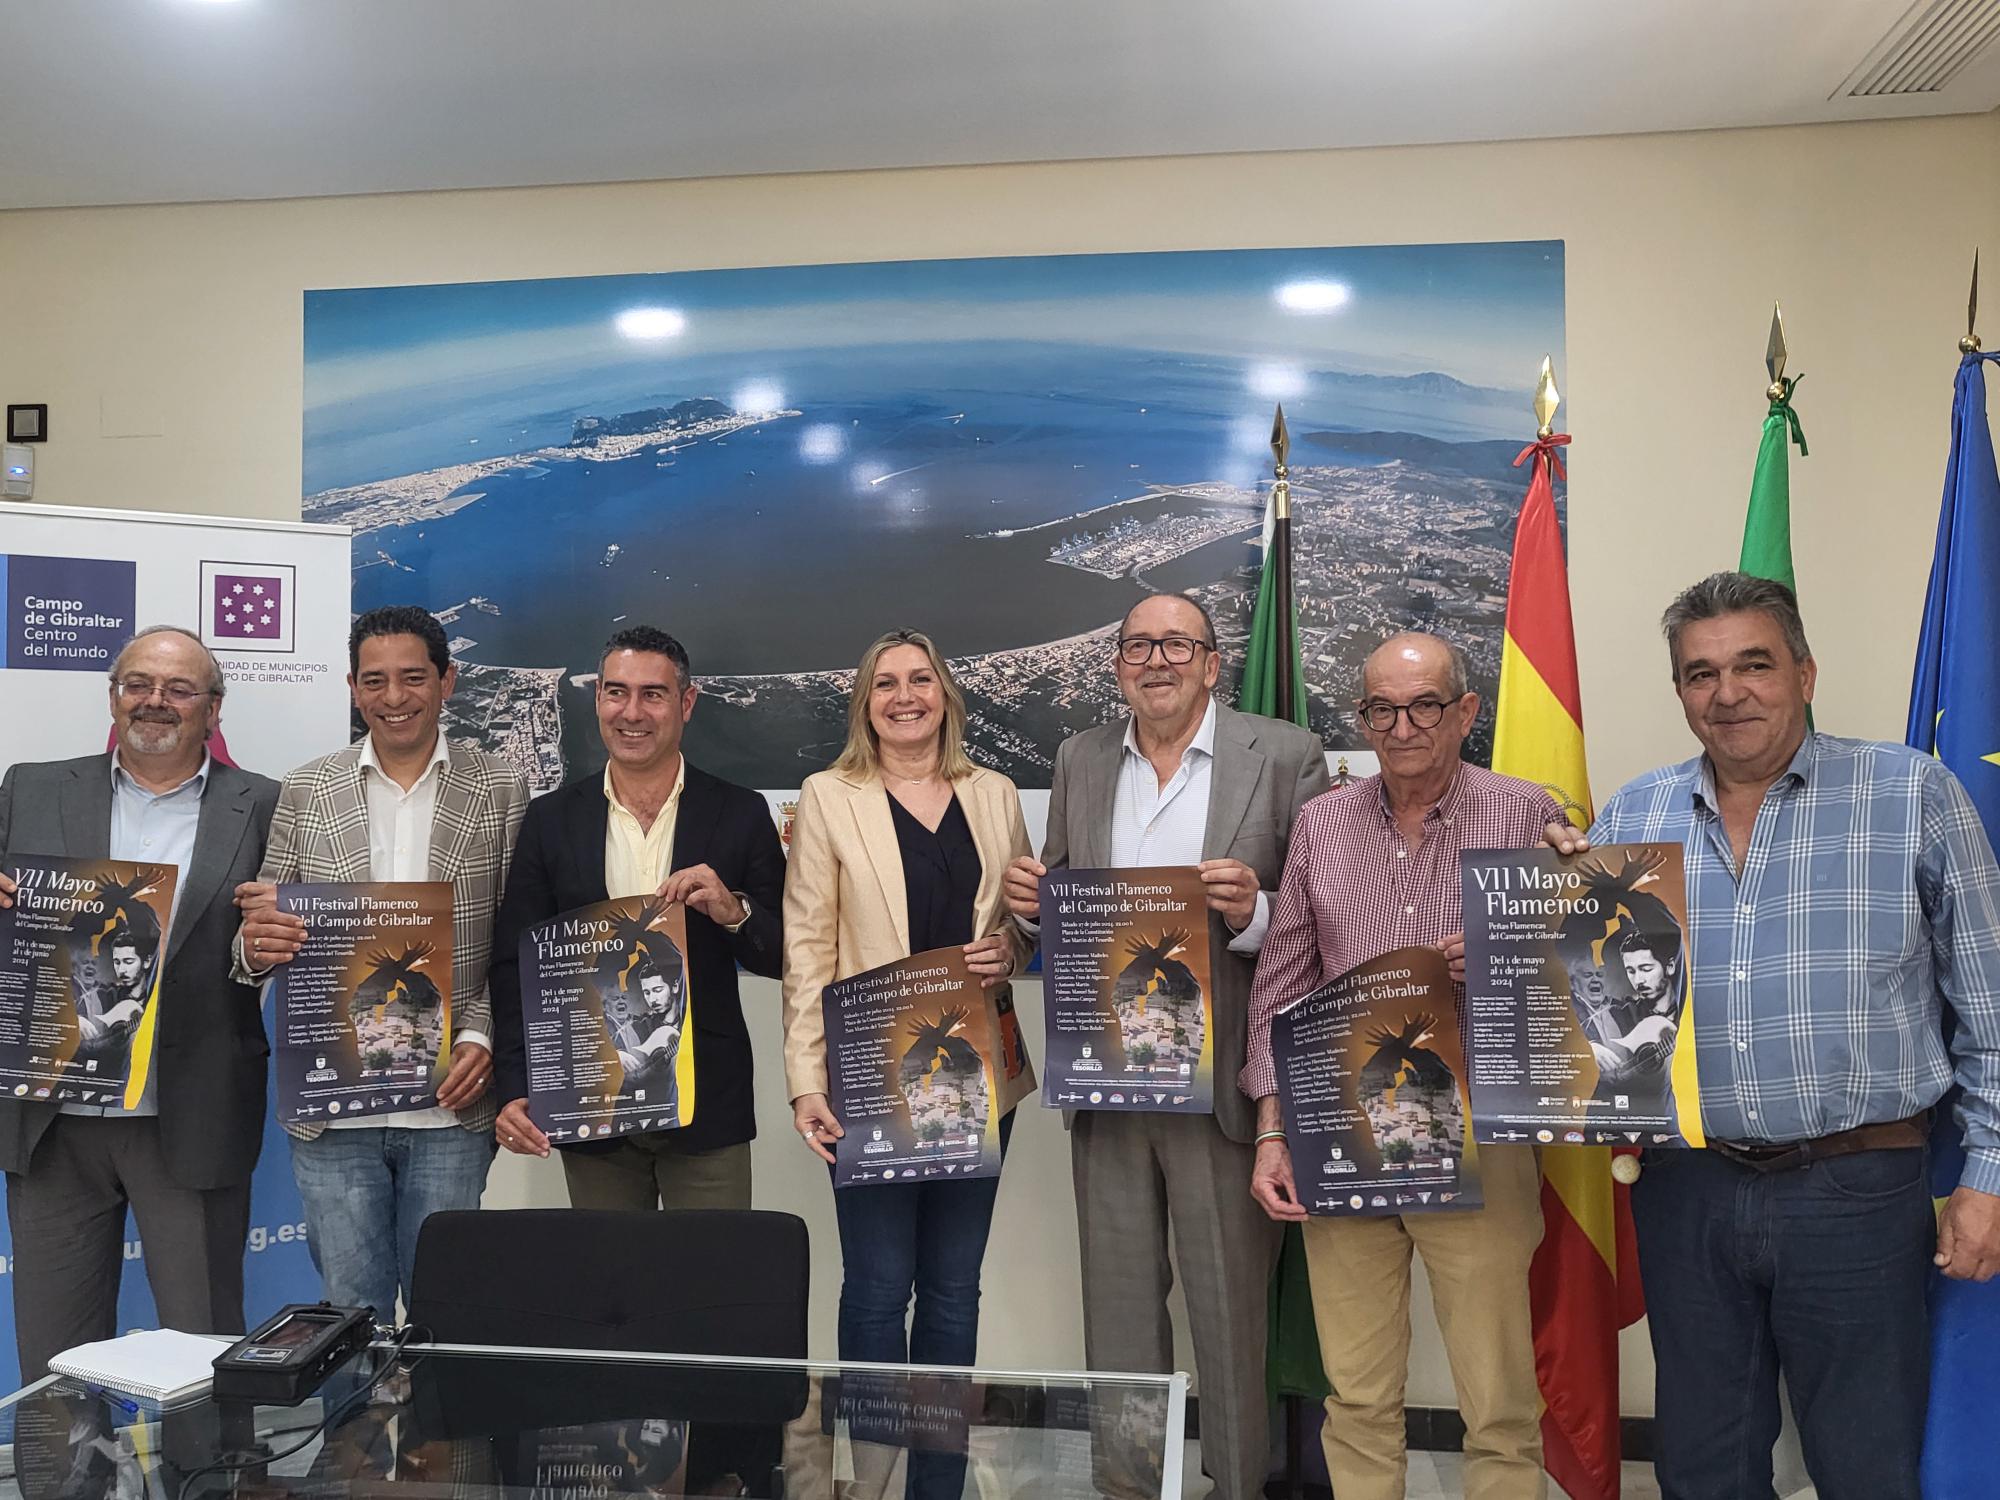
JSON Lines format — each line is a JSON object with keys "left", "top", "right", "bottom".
{"left": 303, "top": 242, "right": 1566, "bottom": 792}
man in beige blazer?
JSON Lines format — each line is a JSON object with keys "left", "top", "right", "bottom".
{"left": 235, "top": 606, "right": 528, "bottom": 1320}
{"left": 1006, "top": 592, "right": 1328, "bottom": 1500}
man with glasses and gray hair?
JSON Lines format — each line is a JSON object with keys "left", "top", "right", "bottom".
{"left": 1240, "top": 630, "right": 1560, "bottom": 1500}
{"left": 1004, "top": 590, "right": 1327, "bottom": 1500}
{"left": 0, "top": 625, "right": 278, "bottom": 1378}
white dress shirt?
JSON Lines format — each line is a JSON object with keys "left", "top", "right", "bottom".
{"left": 1112, "top": 698, "right": 1268, "bottom": 954}
{"left": 329, "top": 733, "right": 485, "bottom": 1130}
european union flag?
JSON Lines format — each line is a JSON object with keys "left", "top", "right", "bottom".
{"left": 1905, "top": 347, "right": 2000, "bottom": 1500}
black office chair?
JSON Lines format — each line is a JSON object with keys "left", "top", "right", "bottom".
{"left": 406, "top": 1208, "right": 810, "bottom": 1358}
{"left": 404, "top": 1209, "right": 811, "bottom": 1496}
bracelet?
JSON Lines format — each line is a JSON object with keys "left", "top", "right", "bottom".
{"left": 1254, "top": 1129, "right": 1288, "bottom": 1146}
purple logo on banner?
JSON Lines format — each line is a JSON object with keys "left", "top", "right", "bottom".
{"left": 199, "top": 561, "right": 297, "bottom": 654}
{"left": 2, "top": 554, "right": 136, "bottom": 672}
{"left": 211, "top": 573, "right": 283, "bottom": 639}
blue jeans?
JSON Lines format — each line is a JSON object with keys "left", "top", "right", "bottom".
{"left": 289, "top": 1126, "right": 495, "bottom": 1321}
{"left": 832, "top": 1111, "right": 1012, "bottom": 1499}
{"left": 1631, "top": 1145, "right": 1933, "bottom": 1500}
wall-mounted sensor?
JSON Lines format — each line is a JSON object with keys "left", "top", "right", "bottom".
{"left": 3, "top": 444, "right": 33, "bottom": 500}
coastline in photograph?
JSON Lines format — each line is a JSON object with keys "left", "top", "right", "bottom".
{"left": 306, "top": 244, "right": 1566, "bottom": 789}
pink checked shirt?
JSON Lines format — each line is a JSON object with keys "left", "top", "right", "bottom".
{"left": 1240, "top": 762, "right": 1564, "bottom": 1101}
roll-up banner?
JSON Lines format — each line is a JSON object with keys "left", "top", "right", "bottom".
{"left": 0, "top": 502, "right": 351, "bottom": 1390}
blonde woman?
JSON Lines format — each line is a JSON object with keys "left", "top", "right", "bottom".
{"left": 782, "top": 629, "right": 1034, "bottom": 1489}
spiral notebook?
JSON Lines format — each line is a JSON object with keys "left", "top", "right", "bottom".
{"left": 48, "top": 1328, "right": 234, "bottom": 1402}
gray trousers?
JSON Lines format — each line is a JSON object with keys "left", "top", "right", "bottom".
{"left": 6, "top": 1115, "right": 250, "bottom": 1380}
{"left": 1072, "top": 1110, "right": 1280, "bottom": 1500}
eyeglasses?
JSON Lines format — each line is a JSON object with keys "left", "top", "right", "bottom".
{"left": 1357, "top": 697, "right": 1454, "bottom": 732}
{"left": 113, "top": 677, "right": 212, "bottom": 706}
{"left": 1117, "top": 635, "right": 1212, "bottom": 667}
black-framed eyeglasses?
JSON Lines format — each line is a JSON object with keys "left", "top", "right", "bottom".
{"left": 1357, "top": 697, "right": 1454, "bottom": 732}
{"left": 112, "top": 676, "right": 212, "bottom": 706}
{"left": 1117, "top": 635, "right": 1212, "bottom": 667}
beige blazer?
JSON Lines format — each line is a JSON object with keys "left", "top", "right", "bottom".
{"left": 781, "top": 763, "right": 1036, "bottom": 1108}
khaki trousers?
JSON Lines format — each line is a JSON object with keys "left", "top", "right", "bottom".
{"left": 560, "top": 1136, "right": 752, "bottom": 1210}
{"left": 1299, "top": 1142, "right": 1546, "bottom": 1500}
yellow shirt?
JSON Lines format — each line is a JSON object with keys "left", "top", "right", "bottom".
{"left": 603, "top": 758, "right": 685, "bottom": 900}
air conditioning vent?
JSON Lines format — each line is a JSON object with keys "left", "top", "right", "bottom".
{"left": 1835, "top": 0, "right": 2000, "bottom": 97}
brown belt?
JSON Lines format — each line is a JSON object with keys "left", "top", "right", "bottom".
{"left": 1707, "top": 1112, "right": 1930, "bottom": 1173}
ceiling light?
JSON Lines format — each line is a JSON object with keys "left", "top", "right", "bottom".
{"left": 1248, "top": 363, "right": 1307, "bottom": 401}
{"left": 1276, "top": 280, "right": 1351, "bottom": 314}
{"left": 615, "top": 307, "right": 686, "bottom": 340}
{"left": 732, "top": 380, "right": 784, "bottom": 413}
{"left": 799, "top": 424, "right": 846, "bottom": 463}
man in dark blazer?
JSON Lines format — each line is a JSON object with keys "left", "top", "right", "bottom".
{"left": 491, "top": 626, "right": 783, "bottom": 1208}
{"left": 0, "top": 626, "right": 278, "bottom": 1379}
{"left": 1005, "top": 592, "right": 1328, "bottom": 1500}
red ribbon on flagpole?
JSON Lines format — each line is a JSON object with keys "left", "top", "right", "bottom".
{"left": 1513, "top": 431, "right": 1572, "bottom": 481}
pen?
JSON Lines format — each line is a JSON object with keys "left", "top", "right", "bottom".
{"left": 82, "top": 1385, "right": 141, "bottom": 1415}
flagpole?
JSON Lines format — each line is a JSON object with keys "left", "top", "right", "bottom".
{"left": 1269, "top": 405, "right": 1296, "bottom": 723}
{"left": 1907, "top": 247, "right": 2000, "bottom": 1499}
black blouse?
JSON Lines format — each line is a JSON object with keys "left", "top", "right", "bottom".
{"left": 888, "top": 791, "right": 982, "bottom": 954}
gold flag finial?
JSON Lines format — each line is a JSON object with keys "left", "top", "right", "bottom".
{"left": 1962, "top": 250, "right": 1981, "bottom": 354}
{"left": 1534, "top": 356, "right": 1560, "bottom": 439}
{"left": 1766, "top": 304, "right": 1788, "bottom": 400}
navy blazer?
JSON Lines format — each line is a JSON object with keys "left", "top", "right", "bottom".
{"left": 490, "top": 762, "right": 785, "bottom": 1154}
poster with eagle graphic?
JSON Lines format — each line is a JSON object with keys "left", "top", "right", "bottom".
{"left": 822, "top": 945, "right": 1004, "bottom": 1189}
{"left": 519, "top": 896, "right": 694, "bottom": 1143}
{"left": 1271, "top": 945, "right": 1482, "bottom": 1216}
{"left": 273, "top": 881, "right": 453, "bottom": 1124}
{"left": 0, "top": 855, "right": 177, "bottom": 1107}
{"left": 1039, "top": 866, "right": 1213, "bottom": 1113}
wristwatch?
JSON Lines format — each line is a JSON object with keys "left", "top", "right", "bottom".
{"left": 723, "top": 894, "right": 753, "bottom": 933}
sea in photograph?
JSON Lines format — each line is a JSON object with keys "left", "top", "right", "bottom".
{"left": 311, "top": 246, "right": 1564, "bottom": 788}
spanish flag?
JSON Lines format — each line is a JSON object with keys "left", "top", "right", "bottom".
{"left": 1491, "top": 412, "right": 1644, "bottom": 1500}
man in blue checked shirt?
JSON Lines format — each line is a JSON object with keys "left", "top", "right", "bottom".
{"left": 1551, "top": 571, "right": 2000, "bottom": 1500}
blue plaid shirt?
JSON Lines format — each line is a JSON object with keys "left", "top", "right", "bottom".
{"left": 1591, "top": 732, "right": 2000, "bottom": 1196}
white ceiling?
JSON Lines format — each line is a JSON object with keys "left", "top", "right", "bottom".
{"left": 4, "top": 0, "right": 1998, "bottom": 211}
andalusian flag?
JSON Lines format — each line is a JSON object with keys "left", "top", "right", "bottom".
{"left": 1242, "top": 405, "right": 1335, "bottom": 1409}
{"left": 1905, "top": 339, "right": 2000, "bottom": 1500}
{"left": 1491, "top": 372, "right": 1644, "bottom": 1500}
{"left": 1740, "top": 305, "right": 1807, "bottom": 588}
{"left": 1240, "top": 406, "right": 1307, "bottom": 722}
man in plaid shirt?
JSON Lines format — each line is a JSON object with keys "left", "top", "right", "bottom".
{"left": 1244, "top": 631, "right": 1559, "bottom": 1500}
{"left": 1556, "top": 572, "right": 2000, "bottom": 1500}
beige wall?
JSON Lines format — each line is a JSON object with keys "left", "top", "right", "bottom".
{"left": 3, "top": 110, "right": 1996, "bottom": 1417}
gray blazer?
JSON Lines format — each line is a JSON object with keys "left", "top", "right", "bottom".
{"left": 0, "top": 754, "right": 279, "bottom": 1189}
{"left": 234, "top": 737, "right": 528, "bottom": 1137}
{"left": 1040, "top": 701, "right": 1329, "bottom": 1142}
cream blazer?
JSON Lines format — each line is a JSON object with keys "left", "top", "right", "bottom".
{"left": 781, "top": 763, "right": 1036, "bottom": 1108}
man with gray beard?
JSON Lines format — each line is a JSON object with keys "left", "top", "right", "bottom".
{"left": 0, "top": 626, "right": 277, "bottom": 1378}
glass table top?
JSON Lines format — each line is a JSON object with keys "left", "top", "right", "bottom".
{"left": 0, "top": 1341, "right": 1189, "bottom": 1500}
